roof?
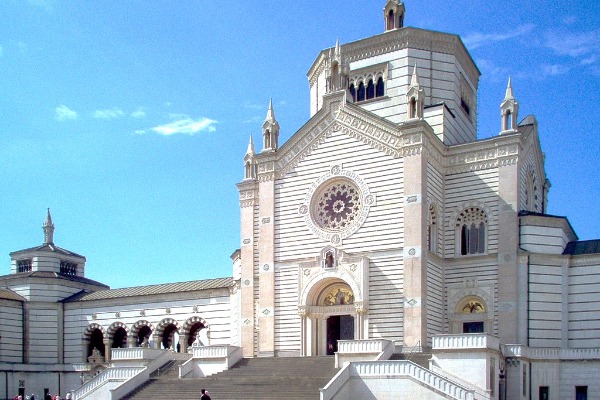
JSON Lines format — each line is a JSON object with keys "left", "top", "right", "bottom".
{"left": 0, "top": 287, "right": 26, "bottom": 302}
{"left": 0, "top": 271, "right": 109, "bottom": 289}
{"left": 65, "top": 277, "right": 234, "bottom": 302}
{"left": 563, "top": 240, "right": 600, "bottom": 256}
{"left": 10, "top": 243, "right": 85, "bottom": 259}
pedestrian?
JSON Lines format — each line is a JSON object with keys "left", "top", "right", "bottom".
{"left": 200, "top": 388, "right": 211, "bottom": 400}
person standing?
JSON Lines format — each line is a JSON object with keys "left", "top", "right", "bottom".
{"left": 200, "top": 388, "right": 211, "bottom": 400}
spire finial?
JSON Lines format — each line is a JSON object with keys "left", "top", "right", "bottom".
{"left": 246, "top": 134, "right": 255, "bottom": 156}
{"left": 505, "top": 76, "right": 514, "bottom": 100}
{"left": 410, "top": 63, "right": 420, "bottom": 87}
{"left": 265, "top": 98, "right": 276, "bottom": 122}
{"left": 43, "top": 208, "right": 55, "bottom": 245}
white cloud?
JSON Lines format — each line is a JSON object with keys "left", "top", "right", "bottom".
{"left": 130, "top": 108, "right": 146, "bottom": 119}
{"left": 463, "top": 24, "right": 535, "bottom": 50}
{"left": 151, "top": 117, "right": 217, "bottom": 136}
{"left": 134, "top": 130, "right": 146, "bottom": 135}
{"left": 55, "top": 105, "right": 78, "bottom": 121}
{"left": 546, "top": 30, "right": 600, "bottom": 59}
{"left": 93, "top": 108, "right": 125, "bottom": 120}
{"left": 540, "top": 64, "right": 570, "bottom": 77}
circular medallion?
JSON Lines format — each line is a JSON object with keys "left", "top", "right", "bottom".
{"left": 300, "top": 166, "right": 374, "bottom": 244}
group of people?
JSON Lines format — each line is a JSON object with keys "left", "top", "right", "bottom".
{"left": 14, "top": 393, "right": 70, "bottom": 400}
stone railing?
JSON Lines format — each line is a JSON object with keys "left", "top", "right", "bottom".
{"left": 72, "top": 366, "right": 144, "bottom": 399}
{"left": 503, "top": 345, "right": 600, "bottom": 361}
{"left": 320, "top": 363, "right": 352, "bottom": 400}
{"left": 335, "top": 339, "right": 393, "bottom": 368}
{"left": 430, "top": 364, "right": 490, "bottom": 400}
{"left": 110, "top": 351, "right": 178, "bottom": 400}
{"left": 72, "top": 363, "right": 92, "bottom": 372}
{"left": 433, "top": 334, "right": 500, "bottom": 351}
{"left": 180, "top": 345, "right": 243, "bottom": 378}
{"left": 321, "top": 361, "right": 474, "bottom": 400}
{"left": 110, "top": 347, "right": 165, "bottom": 361}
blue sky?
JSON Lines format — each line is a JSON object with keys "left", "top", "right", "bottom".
{"left": 1, "top": 0, "right": 599, "bottom": 288}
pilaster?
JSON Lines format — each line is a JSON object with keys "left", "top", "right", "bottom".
{"left": 237, "top": 180, "right": 258, "bottom": 357}
{"left": 257, "top": 160, "right": 276, "bottom": 357}
{"left": 401, "top": 127, "right": 428, "bottom": 348}
{"left": 497, "top": 156, "right": 520, "bottom": 343}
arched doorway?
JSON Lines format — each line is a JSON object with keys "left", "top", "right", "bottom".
{"left": 321, "top": 285, "right": 355, "bottom": 355}
{"left": 131, "top": 320, "right": 154, "bottom": 347}
{"left": 112, "top": 327, "right": 127, "bottom": 348}
{"left": 87, "top": 328, "right": 105, "bottom": 358}
{"left": 156, "top": 318, "right": 181, "bottom": 352}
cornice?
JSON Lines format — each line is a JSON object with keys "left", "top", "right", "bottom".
{"left": 307, "top": 27, "right": 480, "bottom": 89}
{"left": 444, "top": 135, "right": 523, "bottom": 174}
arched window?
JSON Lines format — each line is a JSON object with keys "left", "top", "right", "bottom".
{"left": 366, "top": 79, "right": 375, "bottom": 100}
{"left": 349, "top": 84, "right": 356, "bottom": 102}
{"left": 427, "top": 204, "right": 437, "bottom": 253}
{"left": 456, "top": 207, "right": 487, "bottom": 256}
{"left": 357, "top": 82, "right": 366, "bottom": 102}
{"left": 387, "top": 10, "right": 395, "bottom": 30}
{"left": 410, "top": 97, "right": 417, "bottom": 119}
{"left": 503, "top": 110, "right": 512, "bottom": 131}
{"left": 376, "top": 77, "right": 385, "bottom": 97}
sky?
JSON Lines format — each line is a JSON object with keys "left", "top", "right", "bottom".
{"left": 1, "top": 0, "right": 599, "bottom": 288}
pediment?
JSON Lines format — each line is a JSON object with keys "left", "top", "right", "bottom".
{"left": 275, "top": 91, "right": 427, "bottom": 178}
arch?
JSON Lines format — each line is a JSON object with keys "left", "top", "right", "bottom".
{"left": 357, "top": 81, "right": 366, "bottom": 102}
{"left": 410, "top": 97, "right": 417, "bottom": 119}
{"left": 84, "top": 323, "right": 106, "bottom": 358}
{"left": 131, "top": 320, "right": 154, "bottom": 347}
{"left": 155, "top": 318, "right": 181, "bottom": 351}
{"left": 349, "top": 83, "right": 356, "bottom": 102}
{"left": 366, "top": 79, "right": 375, "bottom": 100}
{"left": 451, "top": 295, "right": 490, "bottom": 334}
{"left": 182, "top": 316, "right": 209, "bottom": 348}
{"left": 451, "top": 202, "right": 490, "bottom": 256}
{"left": 300, "top": 269, "right": 363, "bottom": 307}
{"left": 376, "top": 76, "right": 385, "bottom": 97}
{"left": 107, "top": 321, "right": 129, "bottom": 349}
{"left": 427, "top": 202, "right": 438, "bottom": 253}
{"left": 387, "top": 9, "right": 395, "bottom": 30}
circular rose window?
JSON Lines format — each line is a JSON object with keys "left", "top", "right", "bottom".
{"left": 299, "top": 165, "right": 375, "bottom": 245}
{"left": 313, "top": 180, "right": 361, "bottom": 231}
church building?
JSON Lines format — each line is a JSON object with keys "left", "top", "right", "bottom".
{"left": 1, "top": 2, "right": 599, "bottom": 399}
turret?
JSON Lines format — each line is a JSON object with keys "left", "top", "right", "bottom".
{"left": 244, "top": 134, "right": 257, "bottom": 180}
{"left": 406, "top": 64, "right": 424, "bottom": 120}
{"left": 383, "top": 0, "right": 405, "bottom": 31}
{"left": 43, "top": 208, "right": 55, "bottom": 245}
{"left": 500, "top": 77, "right": 519, "bottom": 133}
{"left": 262, "top": 99, "right": 280, "bottom": 152}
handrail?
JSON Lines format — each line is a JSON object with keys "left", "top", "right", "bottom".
{"left": 430, "top": 364, "right": 490, "bottom": 400}
{"left": 321, "top": 361, "right": 475, "bottom": 400}
{"left": 72, "top": 367, "right": 144, "bottom": 399}
{"left": 320, "top": 363, "right": 352, "bottom": 400}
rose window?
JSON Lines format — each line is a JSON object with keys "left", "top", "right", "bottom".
{"left": 314, "top": 180, "right": 361, "bottom": 231}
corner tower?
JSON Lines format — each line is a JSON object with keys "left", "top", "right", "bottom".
{"left": 384, "top": 0, "right": 405, "bottom": 31}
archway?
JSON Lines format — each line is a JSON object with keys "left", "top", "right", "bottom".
{"left": 112, "top": 327, "right": 127, "bottom": 348}
{"left": 87, "top": 328, "right": 105, "bottom": 358}
{"left": 131, "top": 320, "right": 154, "bottom": 347}
{"left": 162, "top": 324, "right": 179, "bottom": 351}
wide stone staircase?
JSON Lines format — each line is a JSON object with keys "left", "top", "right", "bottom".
{"left": 122, "top": 356, "right": 337, "bottom": 400}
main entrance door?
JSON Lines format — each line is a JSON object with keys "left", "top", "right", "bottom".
{"left": 326, "top": 315, "right": 354, "bottom": 355}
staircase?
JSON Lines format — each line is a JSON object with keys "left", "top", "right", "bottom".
{"left": 389, "top": 352, "right": 432, "bottom": 369}
{"left": 122, "top": 356, "right": 337, "bottom": 400}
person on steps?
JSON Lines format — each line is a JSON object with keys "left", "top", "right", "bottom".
{"left": 200, "top": 388, "right": 211, "bottom": 400}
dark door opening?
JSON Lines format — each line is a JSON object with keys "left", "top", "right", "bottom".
{"left": 326, "top": 315, "right": 354, "bottom": 355}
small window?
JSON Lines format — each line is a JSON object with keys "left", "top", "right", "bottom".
{"left": 463, "top": 322, "right": 484, "bottom": 333}
{"left": 60, "top": 261, "right": 78, "bottom": 276}
{"left": 456, "top": 207, "right": 487, "bottom": 256}
{"left": 461, "top": 98, "right": 470, "bottom": 115}
{"left": 387, "top": 10, "right": 395, "bottom": 30}
{"left": 576, "top": 386, "right": 588, "bottom": 400}
{"left": 357, "top": 82, "right": 366, "bottom": 102}
{"left": 17, "top": 259, "right": 32, "bottom": 273}
{"left": 539, "top": 386, "right": 549, "bottom": 400}
{"left": 376, "top": 77, "right": 385, "bottom": 97}
{"left": 349, "top": 84, "right": 356, "bottom": 102}
{"left": 366, "top": 79, "right": 375, "bottom": 100}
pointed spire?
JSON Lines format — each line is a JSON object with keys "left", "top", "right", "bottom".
{"left": 410, "top": 63, "right": 420, "bottom": 87}
{"left": 504, "top": 76, "right": 514, "bottom": 100}
{"left": 265, "top": 98, "right": 276, "bottom": 123}
{"left": 246, "top": 134, "right": 255, "bottom": 157}
{"left": 335, "top": 39, "right": 341, "bottom": 58}
{"left": 43, "top": 208, "right": 55, "bottom": 245}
